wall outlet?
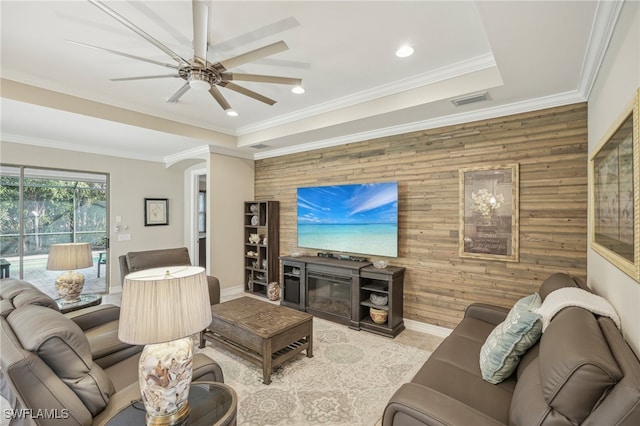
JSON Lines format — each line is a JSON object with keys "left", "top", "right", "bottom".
{"left": 118, "top": 233, "right": 131, "bottom": 241}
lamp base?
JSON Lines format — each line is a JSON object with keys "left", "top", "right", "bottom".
{"left": 139, "top": 337, "right": 193, "bottom": 425}
{"left": 55, "top": 271, "right": 85, "bottom": 303}
{"left": 146, "top": 402, "right": 190, "bottom": 426}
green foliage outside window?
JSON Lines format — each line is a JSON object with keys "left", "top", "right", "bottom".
{"left": 0, "top": 176, "right": 107, "bottom": 257}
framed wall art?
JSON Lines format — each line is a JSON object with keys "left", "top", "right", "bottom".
{"left": 144, "top": 198, "right": 169, "bottom": 226}
{"left": 589, "top": 88, "right": 639, "bottom": 281}
{"left": 459, "top": 164, "right": 519, "bottom": 261}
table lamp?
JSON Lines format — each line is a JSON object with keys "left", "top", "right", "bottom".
{"left": 118, "top": 266, "right": 212, "bottom": 426}
{"left": 46, "top": 243, "right": 94, "bottom": 302}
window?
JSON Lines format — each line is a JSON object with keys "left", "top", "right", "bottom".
{"left": 0, "top": 165, "right": 108, "bottom": 297}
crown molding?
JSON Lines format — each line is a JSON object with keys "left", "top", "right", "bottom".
{"left": 163, "top": 143, "right": 254, "bottom": 167}
{"left": 238, "top": 53, "right": 497, "bottom": 136}
{"left": 577, "top": 0, "right": 625, "bottom": 99}
{"left": 0, "top": 132, "right": 167, "bottom": 163}
{"left": 254, "top": 89, "right": 586, "bottom": 160}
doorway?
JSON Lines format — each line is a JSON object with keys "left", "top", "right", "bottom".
{"left": 190, "top": 168, "right": 207, "bottom": 270}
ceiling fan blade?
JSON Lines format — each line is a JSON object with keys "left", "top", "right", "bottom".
{"left": 208, "top": 86, "right": 232, "bottom": 111}
{"left": 208, "top": 16, "right": 299, "bottom": 54}
{"left": 67, "top": 40, "right": 180, "bottom": 70}
{"left": 218, "top": 41, "right": 288, "bottom": 71}
{"left": 167, "top": 83, "right": 191, "bottom": 103}
{"left": 219, "top": 81, "right": 276, "bottom": 106}
{"left": 254, "top": 57, "right": 311, "bottom": 70}
{"left": 88, "top": 0, "right": 191, "bottom": 66}
{"left": 221, "top": 72, "right": 301, "bottom": 86}
{"left": 110, "top": 74, "right": 180, "bottom": 82}
{"left": 192, "top": 1, "right": 208, "bottom": 65}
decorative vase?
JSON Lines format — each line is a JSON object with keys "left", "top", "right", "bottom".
{"left": 267, "top": 282, "right": 280, "bottom": 301}
{"left": 370, "top": 307, "right": 388, "bottom": 324}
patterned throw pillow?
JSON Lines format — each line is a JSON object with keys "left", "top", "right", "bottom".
{"left": 479, "top": 293, "right": 542, "bottom": 384}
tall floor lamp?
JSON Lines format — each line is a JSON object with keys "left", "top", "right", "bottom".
{"left": 46, "top": 243, "right": 94, "bottom": 302}
{"left": 118, "top": 266, "right": 212, "bottom": 426}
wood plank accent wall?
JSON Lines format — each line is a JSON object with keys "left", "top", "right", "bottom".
{"left": 255, "top": 103, "right": 588, "bottom": 329}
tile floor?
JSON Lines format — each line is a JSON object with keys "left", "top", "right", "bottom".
{"left": 2, "top": 253, "right": 107, "bottom": 299}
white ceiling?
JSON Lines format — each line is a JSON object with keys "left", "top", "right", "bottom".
{"left": 0, "top": 1, "right": 621, "bottom": 164}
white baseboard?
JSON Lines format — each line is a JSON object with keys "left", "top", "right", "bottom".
{"left": 404, "top": 318, "right": 452, "bottom": 338}
{"left": 220, "top": 284, "right": 246, "bottom": 301}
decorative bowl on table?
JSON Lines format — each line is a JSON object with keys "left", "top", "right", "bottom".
{"left": 369, "top": 293, "right": 388, "bottom": 306}
{"left": 373, "top": 260, "right": 388, "bottom": 269}
{"left": 370, "top": 307, "right": 388, "bottom": 324}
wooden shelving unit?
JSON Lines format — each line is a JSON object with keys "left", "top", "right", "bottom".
{"left": 244, "top": 201, "right": 279, "bottom": 298}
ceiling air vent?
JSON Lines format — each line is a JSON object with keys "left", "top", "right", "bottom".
{"left": 250, "top": 144, "right": 270, "bottom": 149}
{"left": 451, "top": 91, "right": 489, "bottom": 107}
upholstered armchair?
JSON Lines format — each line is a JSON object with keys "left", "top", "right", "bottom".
{"left": 118, "top": 247, "right": 220, "bottom": 306}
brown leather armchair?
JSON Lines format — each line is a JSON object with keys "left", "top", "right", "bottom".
{"left": 118, "top": 247, "right": 220, "bottom": 306}
{"left": 0, "top": 278, "right": 224, "bottom": 426}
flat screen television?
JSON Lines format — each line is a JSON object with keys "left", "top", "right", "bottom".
{"left": 297, "top": 182, "right": 398, "bottom": 257}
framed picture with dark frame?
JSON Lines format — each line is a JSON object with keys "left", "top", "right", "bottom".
{"left": 590, "top": 88, "right": 639, "bottom": 281}
{"left": 459, "top": 164, "right": 519, "bottom": 262}
{"left": 144, "top": 198, "right": 169, "bottom": 226}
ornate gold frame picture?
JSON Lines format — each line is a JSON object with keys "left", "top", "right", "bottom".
{"left": 459, "top": 164, "right": 519, "bottom": 261}
{"left": 590, "top": 89, "right": 639, "bottom": 281}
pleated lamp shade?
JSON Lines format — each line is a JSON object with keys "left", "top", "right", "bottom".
{"left": 118, "top": 266, "right": 212, "bottom": 345}
{"left": 46, "top": 243, "right": 93, "bottom": 270}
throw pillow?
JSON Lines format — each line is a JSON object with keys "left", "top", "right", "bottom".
{"left": 479, "top": 293, "right": 543, "bottom": 384}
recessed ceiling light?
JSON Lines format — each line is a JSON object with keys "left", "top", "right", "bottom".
{"left": 292, "top": 86, "right": 305, "bottom": 94}
{"left": 396, "top": 45, "right": 414, "bottom": 58}
{"left": 226, "top": 110, "right": 238, "bottom": 117}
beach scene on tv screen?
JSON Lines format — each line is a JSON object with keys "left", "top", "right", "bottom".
{"left": 297, "top": 182, "right": 398, "bottom": 257}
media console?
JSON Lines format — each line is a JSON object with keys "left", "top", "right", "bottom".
{"left": 280, "top": 255, "right": 405, "bottom": 338}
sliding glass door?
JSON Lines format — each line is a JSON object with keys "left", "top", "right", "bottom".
{"left": 0, "top": 165, "right": 108, "bottom": 298}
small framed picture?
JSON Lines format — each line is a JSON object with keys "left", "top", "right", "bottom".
{"left": 144, "top": 198, "right": 169, "bottom": 226}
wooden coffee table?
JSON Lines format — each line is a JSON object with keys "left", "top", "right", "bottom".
{"left": 199, "top": 297, "right": 313, "bottom": 385}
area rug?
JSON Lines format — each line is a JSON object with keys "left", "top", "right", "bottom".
{"left": 195, "top": 317, "right": 431, "bottom": 426}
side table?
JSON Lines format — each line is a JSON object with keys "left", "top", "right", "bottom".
{"left": 55, "top": 294, "right": 102, "bottom": 314}
{"left": 105, "top": 381, "right": 237, "bottom": 426}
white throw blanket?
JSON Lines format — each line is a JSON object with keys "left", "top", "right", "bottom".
{"left": 533, "top": 287, "right": 621, "bottom": 331}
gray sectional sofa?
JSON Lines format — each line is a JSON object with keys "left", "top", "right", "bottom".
{"left": 383, "top": 273, "right": 640, "bottom": 425}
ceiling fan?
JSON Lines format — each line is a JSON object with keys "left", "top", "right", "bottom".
{"left": 70, "top": 0, "right": 302, "bottom": 115}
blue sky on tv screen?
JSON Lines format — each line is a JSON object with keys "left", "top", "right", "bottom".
{"left": 297, "top": 182, "right": 398, "bottom": 225}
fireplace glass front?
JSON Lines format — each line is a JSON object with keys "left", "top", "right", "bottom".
{"left": 307, "top": 271, "right": 351, "bottom": 320}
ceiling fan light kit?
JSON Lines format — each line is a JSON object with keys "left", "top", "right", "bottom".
{"left": 83, "top": 0, "right": 302, "bottom": 115}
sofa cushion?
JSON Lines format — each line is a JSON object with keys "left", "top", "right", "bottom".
{"left": 413, "top": 316, "right": 515, "bottom": 423}
{"left": 84, "top": 320, "right": 138, "bottom": 367}
{"left": 479, "top": 293, "right": 542, "bottom": 384}
{"left": 538, "top": 307, "right": 622, "bottom": 424}
{"left": 0, "top": 278, "right": 59, "bottom": 317}
{"left": 7, "top": 305, "right": 114, "bottom": 416}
